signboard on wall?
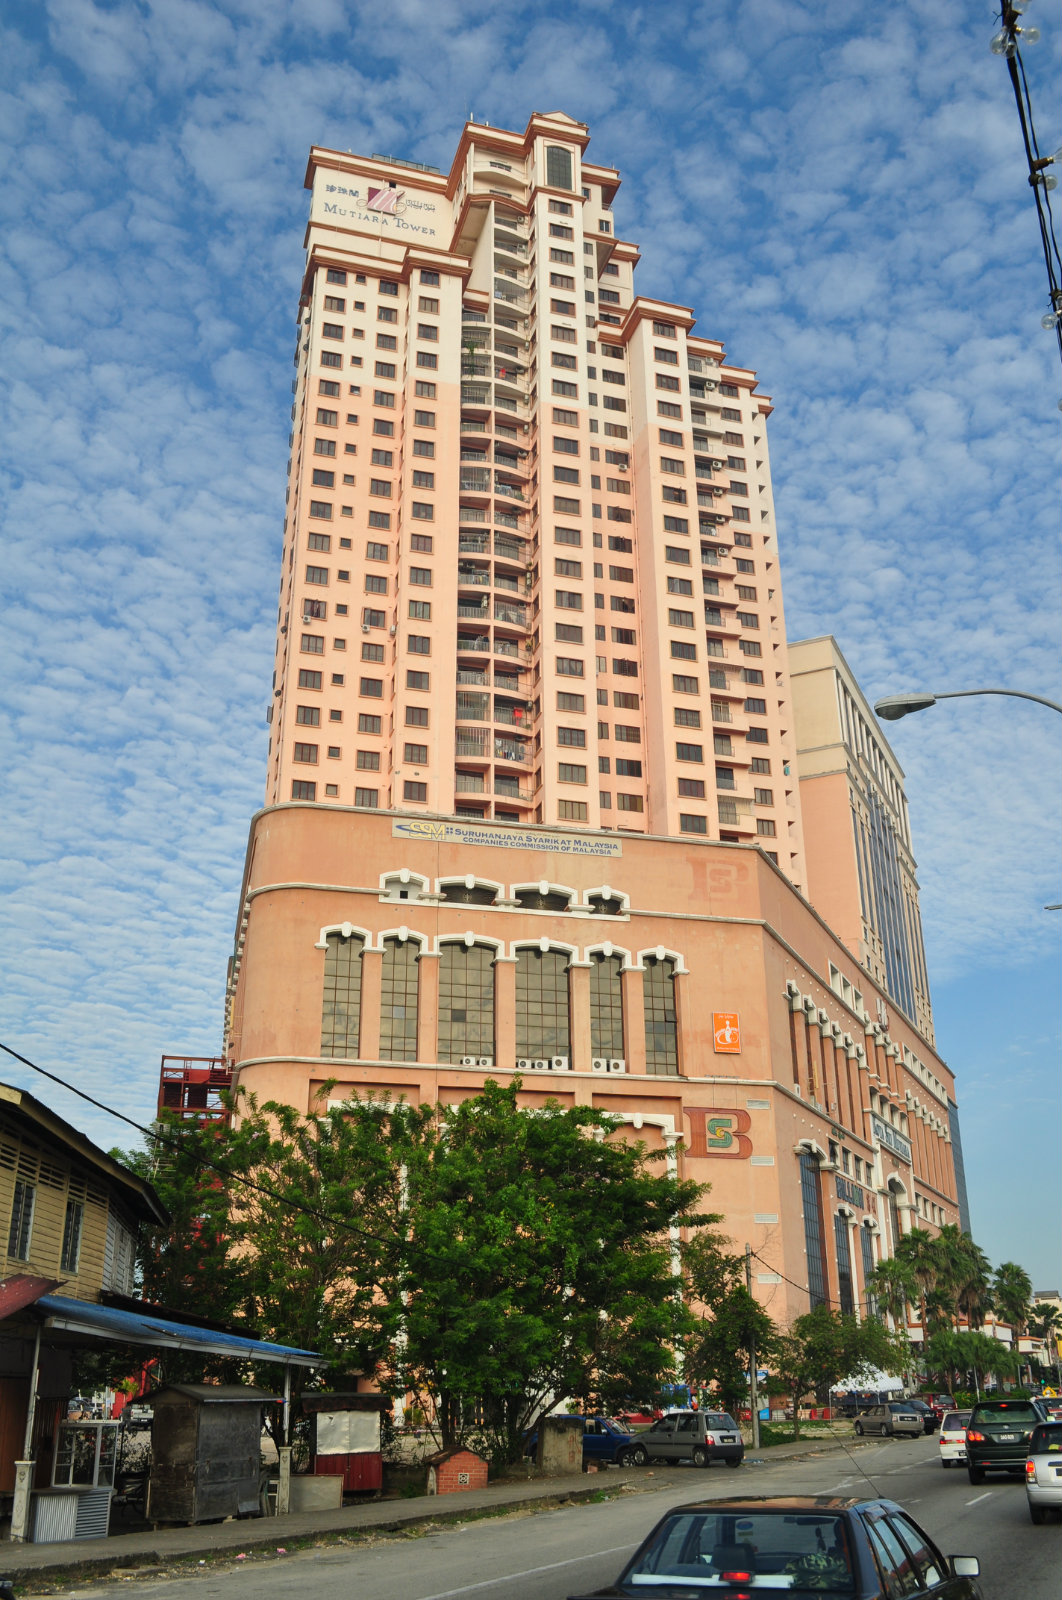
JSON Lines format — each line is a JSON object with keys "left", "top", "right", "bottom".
{"left": 713, "top": 1012, "right": 741, "bottom": 1053}
{"left": 871, "top": 1114, "right": 912, "bottom": 1165}
{"left": 391, "top": 819, "right": 622, "bottom": 856}
{"left": 311, "top": 174, "right": 442, "bottom": 240}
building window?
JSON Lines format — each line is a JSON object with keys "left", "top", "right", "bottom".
{"left": 800, "top": 1154, "right": 829, "bottom": 1308}
{"left": 293, "top": 742, "right": 318, "bottom": 764}
{"left": 321, "top": 932, "right": 364, "bottom": 1057}
{"left": 380, "top": 937, "right": 419, "bottom": 1062}
{"left": 439, "top": 942, "right": 495, "bottom": 1063}
{"left": 861, "top": 1227, "right": 878, "bottom": 1316}
{"left": 590, "top": 951, "right": 624, "bottom": 1059}
{"left": 680, "top": 813, "right": 707, "bottom": 833}
{"left": 834, "top": 1213, "right": 855, "bottom": 1316}
{"left": 546, "top": 145, "right": 574, "bottom": 189}
{"left": 354, "top": 787, "right": 378, "bottom": 807}
{"left": 558, "top": 799, "right": 588, "bottom": 821}
{"left": 60, "top": 1198, "right": 84, "bottom": 1273}
{"left": 7, "top": 1179, "right": 35, "bottom": 1260}
{"left": 291, "top": 780, "right": 316, "bottom": 800}
{"left": 403, "top": 780, "right": 428, "bottom": 802}
{"left": 516, "top": 948, "right": 571, "bottom": 1060}
{"left": 643, "top": 956, "right": 678, "bottom": 1076}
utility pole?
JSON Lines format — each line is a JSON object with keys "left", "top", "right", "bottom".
{"left": 746, "top": 1244, "right": 761, "bottom": 1450}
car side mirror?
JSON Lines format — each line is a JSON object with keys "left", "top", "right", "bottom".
{"left": 950, "top": 1556, "right": 980, "bottom": 1578}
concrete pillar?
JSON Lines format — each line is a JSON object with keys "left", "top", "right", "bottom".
{"left": 417, "top": 951, "right": 440, "bottom": 1063}
{"left": 494, "top": 955, "right": 517, "bottom": 1068}
{"left": 10, "top": 1460, "right": 33, "bottom": 1542}
{"left": 276, "top": 1445, "right": 292, "bottom": 1515}
{"left": 359, "top": 948, "right": 383, "bottom": 1059}
{"left": 621, "top": 966, "right": 646, "bottom": 1074}
{"left": 569, "top": 962, "right": 591, "bottom": 1074}
{"left": 673, "top": 970, "right": 693, "bottom": 1077}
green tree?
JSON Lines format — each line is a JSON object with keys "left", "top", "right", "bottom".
{"left": 992, "top": 1261, "right": 1033, "bottom": 1333}
{"left": 869, "top": 1256, "right": 918, "bottom": 1326}
{"left": 894, "top": 1227, "right": 943, "bottom": 1335}
{"left": 924, "top": 1328, "right": 1019, "bottom": 1398}
{"left": 682, "top": 1234, "right": 776, "bottom": 1417}
{"left": 390, "top": 1079, "right": 709, "bottom": 1461}
{"left": 773, "top": 1307, "right": 904, "bottom": 1440}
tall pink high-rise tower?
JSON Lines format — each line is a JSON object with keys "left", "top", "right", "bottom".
{"left": 268, "top": 111, "right": 806, "bottom": 888}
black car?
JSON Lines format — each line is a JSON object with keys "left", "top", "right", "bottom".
{"left": 906, "top": 1398, "right": 940, "bottom": 1434}
{"left": 965, "top": 1397, "right": 1047, "bottom": 1482}
{"left": 568, "top": 1495, "right": 983, "bottom": 1598}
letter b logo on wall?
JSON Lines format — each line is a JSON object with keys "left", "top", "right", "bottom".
{"left": 684, "top": 1107, "right": 753, "bottom": 1160}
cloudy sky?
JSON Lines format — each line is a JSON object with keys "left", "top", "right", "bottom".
{"left": 2, "top": 0, "right": 1059, "bottom": 1290}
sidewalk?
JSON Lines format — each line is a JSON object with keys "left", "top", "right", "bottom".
{"left": 1, "top": 1435, "right": 861, "bottom": 1588}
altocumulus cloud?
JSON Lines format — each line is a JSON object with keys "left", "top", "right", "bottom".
{"left": 0, "top": 0, "right": 1058, "bottom": 1148}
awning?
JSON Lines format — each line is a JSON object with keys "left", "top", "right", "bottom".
{"left": 35, "top": 1295, "right": 321, "bottom": 1368}
{"left": 0, "top": 1273, "right": 63, "bottom": 1320}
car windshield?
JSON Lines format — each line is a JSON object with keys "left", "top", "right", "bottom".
{"left": 1030, "top": 1424, "right": 1062, "bottom": 1454}
{"left": 623, "top": 1511, "right": 856, "bottom": 1593}
{"left": 971, "top": 1401, "right": 1040, "bottom": 1423}
{"left": 941, "top": 1412, "right": 971, "bottom": 1432}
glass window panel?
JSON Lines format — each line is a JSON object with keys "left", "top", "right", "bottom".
{"left": 320, "top": 932, "right": 365, "bottom": 1057}
{"left": 515, "top": 948, "right": 571, "bottom": 1059}
{"left": 590, "top": 952, "right": 624, "bottom": 1058}
{"left": 379, "top": 937, "right": 420, "bottom": 1061}
{"left": 438, "top": 943, "right": 496, "bottom": 1062}
{"left": 642, "top": 956, "right": 678, "bottom": 1075}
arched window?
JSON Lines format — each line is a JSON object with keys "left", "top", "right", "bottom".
{"left": 642, "top": 955, "right": 678, "bottom": 1075}
{"left": 799, "top": 1152, "right": 828, "bottom": 1309}
{"left": 516, "top": 948, "right": 571, "bottom": 1061}
{"left": 834, "top": 1213, "right": 855, "bottom": 1316}
{"left": 321, "top": 932, "right": 364, "bottom": 1057}
{"left": 380, "top": 937, "right": 419, "bottom": 1062}
{"left": 546, "top": 145, "right": 573, "bottom": 190}
{"left": 438, "top": 943, "right": 495, "bottom": 1063}
{"left": 589, "top": 952, "right": 624, "bottom": 1059}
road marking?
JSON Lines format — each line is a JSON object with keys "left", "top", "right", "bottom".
{"left": 413, "top": 1543, "right": 640, "bottom": 1599}
{"left": 965, "top": 1491, "right": 993, "bottom": 1506}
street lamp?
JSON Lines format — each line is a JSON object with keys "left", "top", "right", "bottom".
{"left": 874, "top": 688, "right": 1062, "bottom": 722}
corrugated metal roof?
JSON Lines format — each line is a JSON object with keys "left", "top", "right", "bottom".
{"left": 144, "top": 1385, "right": 280, "bottom": 1403}
{"left": 0, "top": 1273, "right": 63, "bottom": 1320}
{"left": 36, "top": 1295, "right": 321, "bottom": 1367}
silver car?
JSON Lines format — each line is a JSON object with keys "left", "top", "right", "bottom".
{"left": 641, "top": 1409, "right": 744, "bottom": 1467}
{"left": 1026, "top": 1420, "right": 1062, "bottom": 1524}
{"left": 854, "top": 1401, "right": 923, "bottom": 1438}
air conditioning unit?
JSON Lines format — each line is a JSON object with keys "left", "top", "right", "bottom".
{"left": 551, "top": 1055, "right": 570, "bottom": 1071}
{"left": 532, "top": 1059, "right": 549, "bottom": 1071}
{"left": 516, "top": 1058, "right": 533, "bottom": 1070}
{"left": 477, "top": 1056, "right": 493, "bottom": 1067}
{"left": 609, "top": 1058, "right": 627, "bottom": 1073}
{"left": 710, "top": 459, "right": 725, "bottom": 470}
{"left": 591, "top": 1057, "right": 609, "bottom": 1073}
{"left": 460, "top": 1056, "right": 478, "bottom": 1067}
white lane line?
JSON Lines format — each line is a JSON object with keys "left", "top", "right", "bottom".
{"left": 965, "top": 1491, "right": 993, "bottom": 1506}
{"left": 413, "top": 1543, "right": 640, "bottom": 1600}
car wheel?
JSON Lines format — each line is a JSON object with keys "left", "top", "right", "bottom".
{"left": 879, "top": 1424, "right": 889, "bottom": 1437}
{"left": 968, "top": 1467, "right": 985, "bottom": 1485}
{"left": 1030, "top": 1504, "right": 1046, "bottom": 1525}
{"left": 725, "top": 1456, "right": 743, "bottom": 1468}
{"left": 691, "top": 1446, "right": 709, "bottom": 1467}
{"left": 941, "top": 1459, "right": 950, "bottom": 1469}
{"left": 624, "top": 1444, "right": 648, "bottom": 1467}
{"left": 854, "top": 1423, "right": 864, "bottom": 1436}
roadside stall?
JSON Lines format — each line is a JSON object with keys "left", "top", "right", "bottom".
{"left": 304, "top": 1392, "right": 391, "bottom": 1496}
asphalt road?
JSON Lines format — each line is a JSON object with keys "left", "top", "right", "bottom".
{"left": 62, "top": 1437, "right": 1059, "bottom": 1599}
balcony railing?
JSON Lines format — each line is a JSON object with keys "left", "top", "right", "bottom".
{"left": 494, "top": 481, "right": 525, "bottom": 500}
{"left": 460, "top": 449, "right": 489, "bottom": 463}
{"left": 459, "top": 533, "right": 490, "bottom": 553}
{"left": 455, "top": 773, "right": 486, "bottom": 793}
{"left": 456, "top": 734, "right": 489, "bottom": 757}
{"left": 494, "top": 511, "right": 521, "bottom": 531}
{"left": 458, "top": 602, "right": 490, "bottom": 619}
{"left": 494, "top": 573, "right": 521, "bottom": 593}
{"left": 494, "top": 737, "right": 530, "bottom": 763}
{"left": 493, "top": 637, "right": 519, "bottom": 658}
{"left": 456, "top": 693, "right": 489, "bottom": 720}
{"left": 494, "top": 780, "right": 533, "bottom": 802}
{"left": 457, "top": 636, "right": 490, "bottom": 653}
{"left": 710, "top": 703, "right": 732, "bottom": 724}
{"left": 494, "top": 706, "right": 531, "bottom": 728}
{"left": 458, "top": 569, "right": 490, "bottom": 587}
{"left": 459, "top": 507, "right": 487, "bottom": 524}
{"left": 456, "top": 669, "right": 488, "bottom": 685}
{"left": 460, "top": 476, "right": 490, "bottom": 494}
{"left": 494, "top": 601, "right": 527, "bottom": 626}
{"left": 495, "top": 539, "right": 524, "bottom": 561}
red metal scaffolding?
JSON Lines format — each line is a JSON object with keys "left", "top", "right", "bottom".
{"left": 157, "top": 1057, "right": 232, "bottom": 1124}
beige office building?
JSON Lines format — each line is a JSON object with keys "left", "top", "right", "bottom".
{"left": 788, "top": 637, "right": 933, "bottom": 1044}
{"left": 268, "top": 110, "right": 805, "bottom": 887}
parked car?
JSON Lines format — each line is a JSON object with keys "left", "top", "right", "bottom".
{"left": 939, "top": 1409, "right": 972, "bottom": 1467}
{"left": 906, "top": 1399, "right": 940, "bottom": 1434}
{"left": 854, "top": 1401, "right": 924, "bottom": 1438}
{"left": 931, "top": 1393, "right": 958, "bottom": 1412}
{"left": 523, "top": 1414, "right": 648, "bottom": 1468}
{"left": 1025, "top": 1419, "right": 1062, "bottom": 1523}
{"left": 641, "top": 1409, "right": 744, "bottom": 1467}
{"left": 965, "top": 1397, "right": 1047, "bottom": 1483}
{"left": 567, "top": 1495, "right": 983, "bottom": 1598}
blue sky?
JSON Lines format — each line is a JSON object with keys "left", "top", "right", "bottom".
{"left": 1, "top": 0, "right": 1059, "bottom": 1290}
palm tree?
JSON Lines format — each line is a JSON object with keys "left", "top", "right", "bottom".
{"left": 894, "top": 1228, "right": 941, "bottom": 1338}
{"left": 993, "top": 1262, "right": 1033, "bottom": 1333}
{"left": 870, "top": 1258, "right": 918, "bottom": 1327}
{"left": 1027, "top": 1304, "right": 1062, "bottom": 1385}
{"left": 951, "top": 1237, "right": 994, "bottom": 1332}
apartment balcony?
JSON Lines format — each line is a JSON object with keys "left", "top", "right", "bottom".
{"left": 458, "top": 601, "right": 491, "bottom": 620}
{"left": 492, "top": 636, "right": 520, "bottom": 659}
{"left": 456, "top": 692, "right": 489, "bottom": 722}
{"left": 494, "top": 535, "right": 525, "bottom": 560}
{"left": 494, "top": 735, "right": 530, "bottom": 763}
{"left": 459, "top": 506, "right": 488, "bottom": 525}
{"left": 458, "top": 567, "right": 490, "bottom": 587}
{"left": 494, "top": 702, "right": 532, "bottom": 728}
{"left": 456, "top": 668, "right": 488, "bottom": 686}
{"left": 493, "top": 571, "right": 521, "bottom": 594}
{"left": 459, "top": 533, "right": 490, "bottom": 554}
{"left": 456, "top": 733, "right": 490, "bottom": 759}
{"left": 457, "top": 634, "right": 491, "bottom": 654}
{"left": 460, "top": 479, "right": 491, "bottom": 500}
{"left": 461, "top": 384, "right": 491, "bottom": 408}
{"left": 455, "top": 771, "right": 486, "bottom": 794}
{"left": 493, "top": 479, "right": 526, "bottom": 501}
{"left": 494, "top": 600, "right": 528, "bottom": 627}
{"left": 494, "top": 511, "right": 523, "bottom": 533}
{"left": 494, "top": 779, "right": 534, "bottom": 803}
{"left": 709, "top": 702, "right": 733, "bottom": 724}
